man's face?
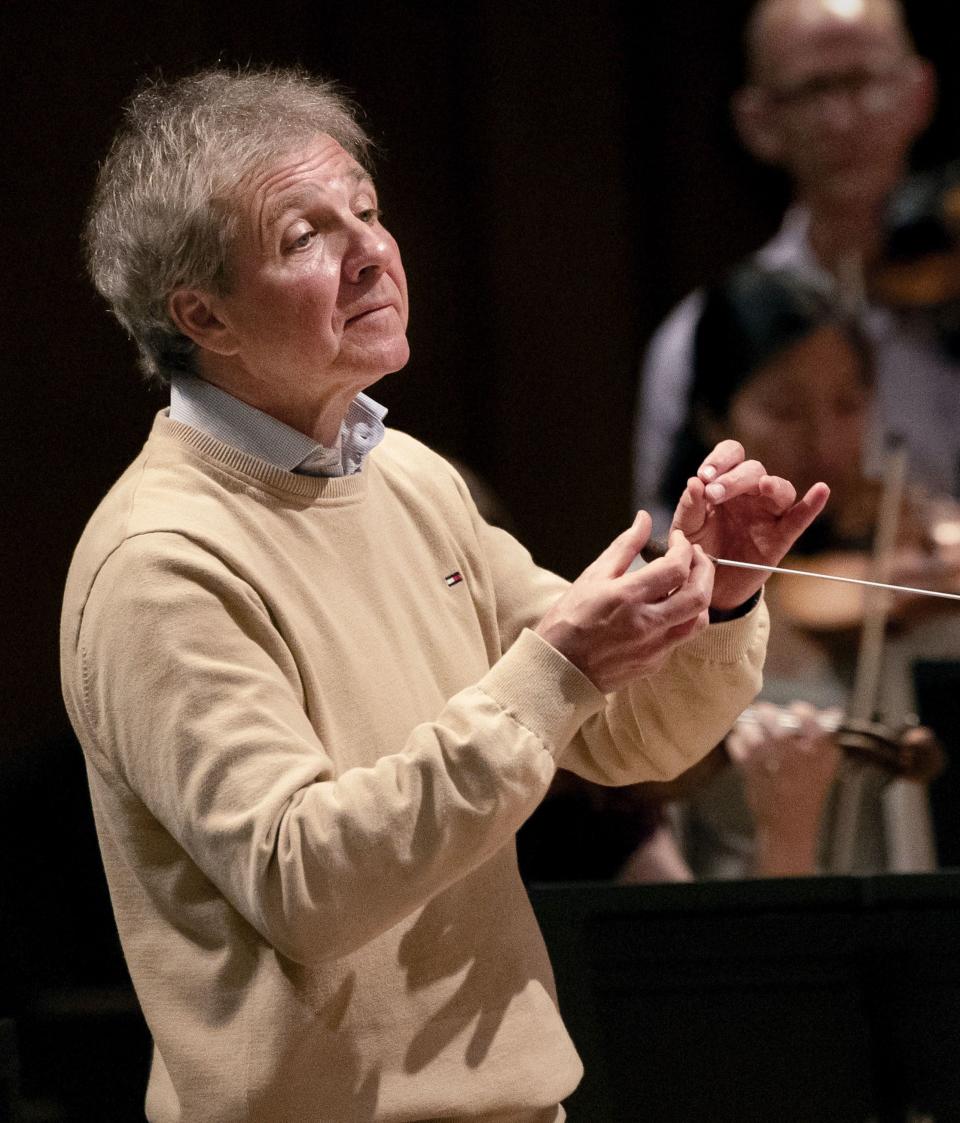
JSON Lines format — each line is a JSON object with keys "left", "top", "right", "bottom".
{"left": 210, "top": 135, "right": 409, "bottom": 405}
{"left": 750, "top": 1, "right": 924, "bottom": 206}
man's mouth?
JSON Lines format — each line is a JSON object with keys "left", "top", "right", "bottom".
{"left": 345, "top": 303, "right": 393, "bottom": 325}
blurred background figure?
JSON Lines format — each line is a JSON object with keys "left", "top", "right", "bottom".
{"left": 521, "top": 256, "right": 877, "bottom": 881}
{"left": 524, "top": 253, "right": 958, "bottom": 885}
{"left": 660, "top": 265, "right": 874, "bottom": 567}
{"left": 634, "top": 0, "right": 960, "bottom": 539}
{"left": 629, "top": 0, "right": 960, "bottom": 884}
{"left": 656, "top": 264, "right": 953, "bottom": 879}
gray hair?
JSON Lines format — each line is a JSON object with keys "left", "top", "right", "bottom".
{"left": 85, "top": 66, "right": 373, "bottom": 384}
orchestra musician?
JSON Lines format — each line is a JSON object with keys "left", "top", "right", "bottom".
{"left": 634, "top": 0, "right": 960, "bottom": 540}
{"left": 659, "top": 264, "right": 955, "bottom": 879}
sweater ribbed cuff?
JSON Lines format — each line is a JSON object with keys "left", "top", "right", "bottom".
{"left": 683, "top": 590, "right": 766, "bottom": 664}
{"left": 478, "top": 629, "right": 606, "bottom": 757}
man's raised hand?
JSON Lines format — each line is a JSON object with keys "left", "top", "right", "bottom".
{"left": 535, "top": 512, "right": 714, "bottom": 693}
{"left": 672, "top": 439, "right": 830, "bottom": 611}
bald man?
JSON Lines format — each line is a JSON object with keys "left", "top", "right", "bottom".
{"left": 634, "top": 0, "right": 959, "bottom": 533}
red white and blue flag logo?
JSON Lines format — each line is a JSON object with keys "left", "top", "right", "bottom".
{"left": 444, "top": 571, "right": 464, "bottom": 587}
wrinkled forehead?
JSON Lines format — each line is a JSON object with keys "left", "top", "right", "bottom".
{"left": 223, "top": 133, "right": 372, "bottom": 217}
{"left": 750, "top": 0, "right": 910, "bottom": 83}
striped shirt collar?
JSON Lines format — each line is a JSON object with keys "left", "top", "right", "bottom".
{"left": 168, "top": 374, "right": 387, "bottom": 477}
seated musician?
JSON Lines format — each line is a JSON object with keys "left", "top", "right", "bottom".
{"left": 521, "top": 266, "right": 865, "bottom": 884}
{"left": 657, "top": 264, "right": 954, "bottom": 879}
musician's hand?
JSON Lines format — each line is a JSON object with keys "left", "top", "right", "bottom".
{"left": 535, "top": 514, "right": 713, "bottom": 693}
{"left": 895, "top": 724, "right": 947, "bottom": 783}
{"left": 671, "top": 440, "right": 830, "bottom": 611}
{"left": 727, "top": 702, "right": 841, "bottom": 877}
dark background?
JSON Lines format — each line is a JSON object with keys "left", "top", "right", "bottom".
{"left": 3, "top": 2, "right": 960, "bottom": 1118}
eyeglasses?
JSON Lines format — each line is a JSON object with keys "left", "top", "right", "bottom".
{"left": 764, "top": 62, "right": 911, "bottom": 119}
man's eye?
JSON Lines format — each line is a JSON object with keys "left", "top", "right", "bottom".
{"left": 286, "top": 229, "right": 315, "bottom": 252}
{"left": 357, "top": 208, "right": 383, "bottom": 225}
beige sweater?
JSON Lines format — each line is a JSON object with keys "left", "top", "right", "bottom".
{"left": 60, "top": 414, "right": 767, "bottom": 1122}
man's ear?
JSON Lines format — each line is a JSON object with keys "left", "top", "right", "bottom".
{"left": 902, "top": 56, "right": 937, "bottom": 141}
{"left": 168, "top": 289, "right": 239, "bottom": 357}
{"left": 732, "top": 86, "right": 784, "bottom": 166}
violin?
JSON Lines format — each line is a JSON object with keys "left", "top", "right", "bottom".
{"left": 867, "top": 246, "right": 960, "bottom": 312}
{"left": 705, "top": 437, "right": 951, "bottom": 871}
{"left": 735, "top": 704, "right": 944, "bottom": 784}
{"left": 781, "top": 438, "right": 942, "bottom": 871}
{"left": 865, "top": 161, "right": 960, "bottom": 358}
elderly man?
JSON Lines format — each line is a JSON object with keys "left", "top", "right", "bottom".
{"left": 62, "top": 68, "right": 825, "bottom": 1122}
{"left": 634, "top": 0, "right": 953, "bottom": 534}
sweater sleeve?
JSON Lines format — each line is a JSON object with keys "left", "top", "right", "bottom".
{"left": 68, "top": 533, "right": 607, "bottom": 966}
{"left": 471, "top": 511, "right": 768, "bottom": 787}
{"left": 563, "top": 603, "right": 767, "bottom": 784}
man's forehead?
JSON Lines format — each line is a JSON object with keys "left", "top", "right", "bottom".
{"left": 243, "top": 141, "right": 374, "bottom": 223}
{"left": 750, "top": 0, "right": 908, "bottom": 81}
{"left": 267, "top": 162, "right": 373, "bottom": 197}
{"left": 241, "top": 135, "right": 369, "bottom": 188}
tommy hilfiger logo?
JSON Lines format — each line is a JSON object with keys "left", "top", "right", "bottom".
{"left": 444, "top": 571, "right": 464, "bottom": 587}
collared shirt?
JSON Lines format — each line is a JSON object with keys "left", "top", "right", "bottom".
{"left": 169, "top": 374, "right": 387, "bottom": 477}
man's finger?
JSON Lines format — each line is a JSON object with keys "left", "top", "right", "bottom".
{"left": 757, "top": 473, "right": 798, "bottom": 514}
{"left": 671, "top": 476, "right": 708, "bottom": 535}
{"left": 655, "top": 570, "right": 711, "bottom": 625}
{"left": 658, "top": 590, "right": 709, "bottom": 631}
{"left": 587, "top": 510, "right": 653, "bottom": 579}
{"left": 775, "top": 482, "right": 831, "bottom": 545}
{"left": 689, "top": 541, "right": 716, "bottom": 601}
{"left": 689, "top": 541, "right": 714, "bottom": 579}
{"left": 630, "top": 541, "right": 711, "bottom": 624}
{"left": 697, "top": 440, "right": 745, "bottom": 484}
{"left": 700, "top": 458, "right": 766, "bottom": 504}
{"left": 625, "top": 537, "right": 693, "bottom": 600}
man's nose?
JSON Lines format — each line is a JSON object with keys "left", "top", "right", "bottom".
{"left": 343, "top": 221, "right": 392, "bottom": 283}
{"left": 816, "top": 90, "right": 859, "bottom": 133}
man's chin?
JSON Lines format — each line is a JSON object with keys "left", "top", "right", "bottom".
{"left": 353, "top": 338, "right": 411, "bottom": 384}
{"left": 385, "top": 338, "right": 411, "bottom": 374}
{"left": 809, "top": 165, "right": 901, "bottom": 207}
